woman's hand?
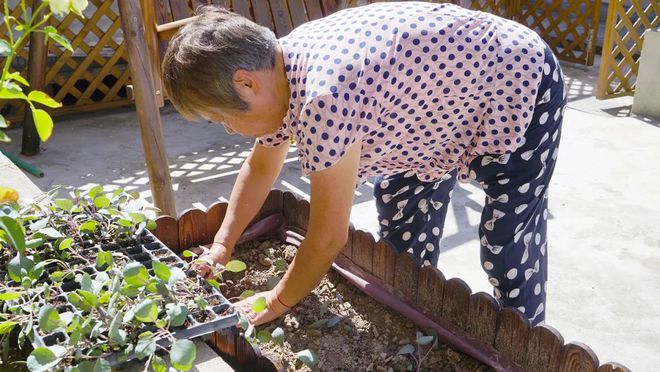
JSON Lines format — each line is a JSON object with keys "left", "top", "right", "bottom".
{"left": 191, "top": 242, "right": 232, "bottom": 279}
{"left": 235, "top": 289, "right": 291, "bottom": 326}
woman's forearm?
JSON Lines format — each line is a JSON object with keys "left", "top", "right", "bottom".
{"left": 213, "top": 143, "right": 289, "bottom": 250}
{"left": 275, "top": 232, "right": 348, "bottom": 306}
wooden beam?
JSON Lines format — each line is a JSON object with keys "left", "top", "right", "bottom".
{"left": 156, "top": 16, "right": 199, "bottom": 41}
{"left": 21, "top": 0, "right": 48, "bottom": 156}
{"left": 118, "top": 0, "right": 177, "bottom": 217}
{"left": 139, "top": 0, "right": 165, "bottom": 107}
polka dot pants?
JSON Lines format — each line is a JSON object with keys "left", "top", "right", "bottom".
{"left": 374, "top": 47, "right": 565, "bottom": 325}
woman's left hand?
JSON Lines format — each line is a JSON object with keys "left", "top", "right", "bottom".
{"left": 234, "top": 289, "right": 291, "bottom": 326}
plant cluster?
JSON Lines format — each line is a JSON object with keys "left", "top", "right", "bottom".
{"left": 1, "top": 0, "right": 89, "bottom": 142}
{"left": 0, "top": 185, "right": 244, "bottom": 371}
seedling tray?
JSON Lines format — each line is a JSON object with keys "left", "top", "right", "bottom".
{"left": 31, "top": 230, "right": 239, "bottom": 368}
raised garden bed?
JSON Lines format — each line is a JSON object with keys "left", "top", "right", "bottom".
{"left": 154, "top": 189, "right": 632, "bottom": 372}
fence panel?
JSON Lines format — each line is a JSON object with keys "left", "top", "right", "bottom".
{"left": 597, "top": 0, "right": 660, "bottom": 99}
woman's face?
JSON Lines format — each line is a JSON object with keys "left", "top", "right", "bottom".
{"left": 202, "top": 50, "right": 290, "bottom": 137}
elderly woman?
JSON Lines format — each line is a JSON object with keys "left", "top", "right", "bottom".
{"left": 163, "top": 1, "right": 565, "bottom": 326}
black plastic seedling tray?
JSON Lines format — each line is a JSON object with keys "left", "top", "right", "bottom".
{"left": 32, "top": 230, "right": 239, "bottom": 368}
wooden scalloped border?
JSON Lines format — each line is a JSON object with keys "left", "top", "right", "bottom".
{"left": 153, "top": 190, "right": 630, "bottom": 372}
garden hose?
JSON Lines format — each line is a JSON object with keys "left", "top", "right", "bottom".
{"left": 0, "top": 149, "right": 44, "bottom": 178}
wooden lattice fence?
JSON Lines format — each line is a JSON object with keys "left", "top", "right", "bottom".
{"left": 460, "top": 0, "right": 602, "bottom": 66}
{"left": 0, "top": 0, "right": 133, "bottom": 123}
{"left": 597, "top": 0, "right": 660, "bottom": 99}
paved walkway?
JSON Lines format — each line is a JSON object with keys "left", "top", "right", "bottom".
{"left": 2, "top": 60, "right": 659, "bottom": 371}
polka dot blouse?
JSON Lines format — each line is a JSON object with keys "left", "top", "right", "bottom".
{"left": 257, "top": 2, "right": 547, "bottom": 184}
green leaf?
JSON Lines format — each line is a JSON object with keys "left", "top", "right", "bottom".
{"left": 0, "top": 86, "right": 27, "bottom": 100}
{"left": 0, "top": 129, "right": 10, "bottom": 142}
{"left": 92, "top": 358, "right": 110, "bottom": 372}
{"left": 50, "top": 271, "right": 65, "bottom": 282}
{"left": 251, "top": 297, "right": 267, "bottom": 313}
{"left": 207, "top": 279, "right": 220, "bottom": 290}
{"left": 134, "top": 299, "right": 158, "bottom": 323}
{"left": 27, "top": 346, "right": 66, "bottom": 372}
{"left": 152, "top": 261, "right": 171, "bottom": 282}
{"left": 38, "top": 305, "right": 63, "bottom": 332}
{"left": 38, "top": 227, "right": 63, "bottom": 239}
{"left": 0, "top": 216, "right": 25, "bottom": 253}
{"left": 257, "top": 330, "right": 271, "bottom": 343}
{"left": 123, "top": 262, "right": 150, "bottom": 286}
{"left": 128, "top": 212, "right": 146, "bottom": 224}
{"left": 296, "top": 349, "right": 319, "bottom": 367}
{"left": 88, "top": 185, "right": 104, "bottom": 199}
{"left": 58, "top": 237, "right": 73, "bottom": 250}
{"left": 7, "top": 72, "right": 29, "bottom": 87}
{"left": 151, "top": 355, "right": 167, "bottom": 372}
{"left": 54, "top": 199, "right": 73, "bottom": 213}
{"left": 44, "top": 25, "right": 73, "bottom": 52}
{"left": 78, "top": 220, "right": 98, "bottom": 233}
{"left": 416, "top": 335, "right": 435, "bottom": 346}
{"left": 224, "top": 260, "right": 246, "bottom": 273}
{"left": 96, "top": 251, "right": 112, "bottom": 270}
{"left": 238, "top": 313, "right": 249, "bottom": 331}
{"left": 146, "top": 219, "right": 157, "bottom": 230}
{"left": 170, "top": 339, "right": 196, "bottom": 371}
{"left": 168, "top": 267, "right": 186, "bottom": 285}
{"left": 326, "top": 316, "right": 342, "bottom": 328}
{"left": 182, "top": 250, "right": 194, "bottom": 258}
{"left": 8, "top": 254, "right": 34, "bottom": 282}
{"left": 0, "top": 292, "right": 21, "bottom": 301}
{"left": 0, "top": 39, "right": 10, "bottom": 56}
{"left": 397, "top": 344, "right": 415, "bottom": 356}
{"left": 238, "top": 290, "right": 255, "bottom": 300}
{"left": 77, "top": 290, "right": 97, "bottom": 307}
{"left": 265, "top": 275, "right": 281, "bottom": 290}
{"left": 271, "top": 327, "right": 285, "bottom": 344}
{"left": 116, "top": 218, "right": 133, "bottom": 227}
{"left": 274, "top": 259, "right": 287, "bottom": 272}
{"left": 135, "top": 336, "right": 156, "bottom": 360}
{"left": 0, "top": 115, "right": 7, "bottom": 130}
{"left": 0, "top": 321, "right": 16, "bottom": 335}
{"left": 30, "top": 108, "right": 53, "bottom": 142}
{"left": 67, "top": 292, "right": 90, "bottom": 311}
{"left": 28, "top": 91, "right": 61, "bottom": 108}
{"left": 93, "top": 196, "right": 110, "bottom": 209}
{"left": 166, "top": 303, "right": 188, "bottom": 327}
{"left": 308, "top": 319, "right": 328, "bottom": 329}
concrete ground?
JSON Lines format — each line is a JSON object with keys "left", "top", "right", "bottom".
{"left": 2, "top": 59, "right": 659, "bottom": 371}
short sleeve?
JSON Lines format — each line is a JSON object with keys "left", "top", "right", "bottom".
{"left": 257, "top": 121, "right": 291, "bottom": 147}
{"left": 297, "top": 92, "right": 375, "bottom": 174}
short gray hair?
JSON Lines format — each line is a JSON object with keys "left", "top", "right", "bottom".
{"left": 162, "top": 6, "right": 278, "bottom": 120}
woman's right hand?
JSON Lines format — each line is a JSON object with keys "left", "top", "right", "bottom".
{"left": 193, "top": 242, "right": 233, "bottom": 279}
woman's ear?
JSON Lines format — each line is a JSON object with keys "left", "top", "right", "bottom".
{"left": 233, "top": 69, "right": 258, "bottom": 102}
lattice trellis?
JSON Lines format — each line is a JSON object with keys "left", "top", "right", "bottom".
{"left": 460, "top": 0, "right": 601, "bottom": 66}
{"left": 519, "top": 0, "right": 601, "bottom": 65}
{"left": 597, "top": 0, "right": 660, "bottom": 99}
{"left": 0, "top": 0, "right": 132, "bottom": 123}
{"left": 458, "top": 0, "right": 518, "bottom": 19}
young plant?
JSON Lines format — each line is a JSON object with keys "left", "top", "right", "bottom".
{"left": 396, "top": 330, "right": 439, "bottom": 372}
{"left": 0, "top": 0, "right": 88, "bottom": 142}
{"left": 0, "top": 185, "right": 232, "bottom": 371}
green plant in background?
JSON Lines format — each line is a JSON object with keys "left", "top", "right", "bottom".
{"left": 0, "top": 185, "right": 243, "bottom": 371}
{"left": 0, "top": 0, "right": 89, "bottom": 142}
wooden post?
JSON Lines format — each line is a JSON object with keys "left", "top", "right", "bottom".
{"left": 21, "top": 0, "right": 48, "bottom": 156}
{"left": 118, "top": 0, "right": 177, "bottom": 216}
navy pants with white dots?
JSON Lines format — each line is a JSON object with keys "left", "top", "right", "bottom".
{"left": 374, "top": 47, "right": 565, "bottom": 325}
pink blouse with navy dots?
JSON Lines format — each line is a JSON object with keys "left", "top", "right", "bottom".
{"left": 258, "top": 2, "right": 547, "bottom": 184}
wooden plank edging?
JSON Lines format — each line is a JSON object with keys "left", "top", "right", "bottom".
{"left": 152, "top": 189, "right": 631, "bottom": 372}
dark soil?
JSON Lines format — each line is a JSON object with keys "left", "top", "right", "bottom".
{"left": 191, "top": 310, "right": 213, "bottom": 324}
{"left": 226, "top": 240, "right": 493, "bottom": 372}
